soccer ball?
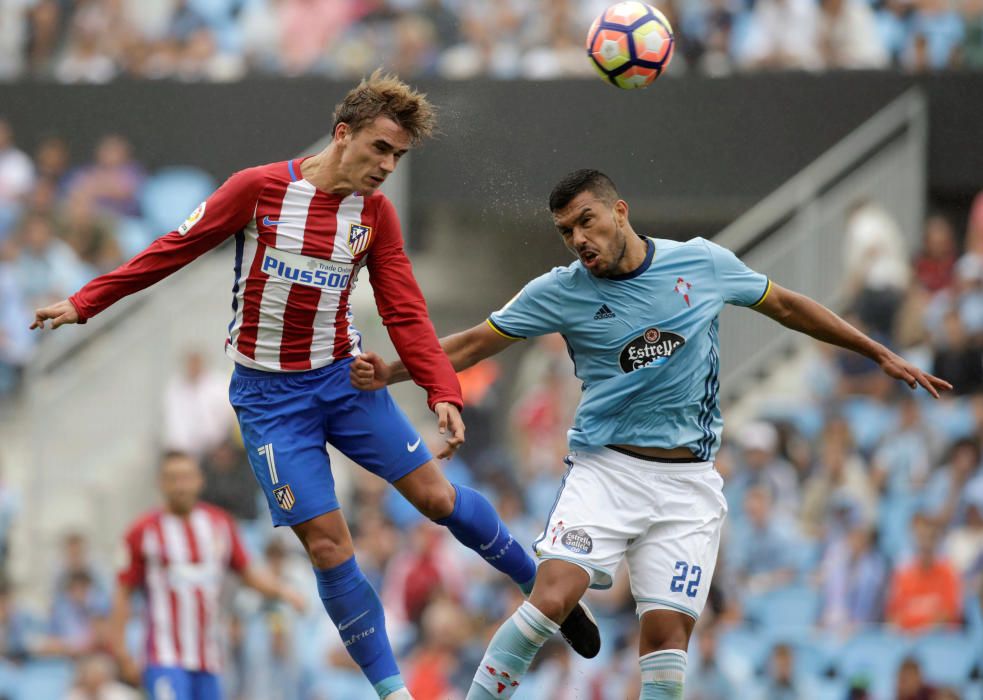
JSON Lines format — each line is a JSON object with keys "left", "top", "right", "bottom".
{"left": 586, "top": 2, "right": 674, "bottom": 89}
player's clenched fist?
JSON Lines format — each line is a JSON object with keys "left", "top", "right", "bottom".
{"left": 350, "top": 352, "right": 390, "bottom": 390}
{"left": 30, "top": 299, "right": 80, "bottom": 330}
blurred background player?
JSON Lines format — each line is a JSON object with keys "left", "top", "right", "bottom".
{"left": 108, "top": 451, "right": 305, "bottom": 700}
{"left": 30, "top": 72, "right": 595, "bottom": 699}
{"left": 351, "top": 169, "right": 951, "bottom": 700}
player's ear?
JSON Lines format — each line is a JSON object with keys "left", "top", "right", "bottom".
{"left": 333, "top": 122, "right": 351, "bottom": 143}
{"left": 614, "top": 199, "right": 629, "bottom": 224}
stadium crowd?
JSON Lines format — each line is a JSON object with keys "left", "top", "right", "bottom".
{"left": 0, "top": 0, "right": 982, "bottom": 84}
{"left": 1, "top": 109, "right": 983, "bottom": 695}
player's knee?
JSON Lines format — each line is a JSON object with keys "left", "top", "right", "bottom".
{"left": 639, "top": 609, "right": 694, "bottom": 653}
{"left": 529, "top": 587, "right": 579, "bottom": 624}
{"left": 417, "top": 483, "right": 456, "bottom": 520}
{"left": 304, "top": 536, "right": 353, "bottom": 569}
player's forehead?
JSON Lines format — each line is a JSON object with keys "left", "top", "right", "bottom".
{"left": 355, "top": 116, "right": 412, "bottom": 151}
{"left": 552, "top": 191, "right": 605, "bottom": 227}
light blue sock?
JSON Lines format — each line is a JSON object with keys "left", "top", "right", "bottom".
{"left": 466, "top": 602, "right": 559, "bottom": 699}
{"left": 639, "top": 649, "right": 687, "bottom": 699}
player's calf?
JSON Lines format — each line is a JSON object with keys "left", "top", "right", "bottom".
{"left": 314, "top": 555, "right": 406, "bottom": 699}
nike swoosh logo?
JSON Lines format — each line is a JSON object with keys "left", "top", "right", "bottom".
{"left": 338, "top": 610, "right": 370, "bottom": 631}
{"left": 262, "top": 215, "right": 286, "bottom": 227}
{"left": 406, "top": 437, "right": 421, "bottom": 452}
{"left": 479, "top": 522, "right": 501, "bottom": 551}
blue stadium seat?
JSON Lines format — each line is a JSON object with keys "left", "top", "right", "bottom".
{"left": 717, "top": 624, "right": 769, "bottom": 680}
{"left": 115, "top": 215, "right": 155, "bottom": 258}
{"left": 139, "top": 166, "right": 216, "bottom": 235}
{"left": 13, "top": 659, "right": 74, "bottom": 700}
{"left": 877, "top": 491, "right": 916, "bottom": 560}
{"left": 744, "top": 584, "right": 821, "bottom": 633}
{"left": 912, "top": 630, "right": 981, "bottom": 686}
{"left": 186, "top": 0, "right": 239, "bottom": 26}
{"left": 835, "top": 628, "right": 912, "bottom": 698}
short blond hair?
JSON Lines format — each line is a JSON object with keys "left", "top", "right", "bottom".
{"left": 332, "top": 69, "right": 437, "bottom": 145}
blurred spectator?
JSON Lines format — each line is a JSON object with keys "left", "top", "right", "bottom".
{"left": 405, "top": 596, "right": 475, "bottom": 699}
{"left": 13, "top": 211, "right": 90, "bottom": 309}
{"left": 0, "top": 241, "right": 33, "bottom": 395}
{"left": 0, "top": 578, "right": 34, "bottom": 663}
{"left": 913, "top": 214, "right": 958, "bottom": 293}
{"left": 38, "top": 570, "right": 110, "bottom": 658}
{"left": 24, "top": 0, "right": 66, "bottom": 78}
{"left": 34, "top": 135, "right": 72, "bottom": 193}
{"left": 817, "top": 0, "right": 889, "bottom": 69}
{"left": 65, "top": 653, "right": 140, "bottom": 700}
{"left": 54, "top": 1, "right": 118, "bottom": 84}
{"left": 886, "top": 513, "right": 962, "bottom": 631}
{"left": 55, "top": 190, "right": 120, "bottom": 273}
{"left": 800, "top": 420, "right": 876, "bottom": 539}
{"left": 943, "top": 491, "right": 983, "bottom": 577}
{"left": 686, "top": 623, "right": 734, "bottom": 698}
{"left": 162, "top": 349, "right": 236, "bottom": 457}
{"left": 381, "top": 522, "right": 466, "bottom": 628}
{"left": 65, "top": 135, "right": 145, "bottom": 219}
{"left": 922, "top": 437, "right": 981, "bottom": 527}
{"left": 737, "top": 0, "right": 822, "bottom": 70}
{"left": 728, "top": 420, "right": 800, "bottom": 522}
{"left": 727, "top": 483, "right": 799, "bottom": 594}
{"left": 895, "top": 656, "right": 936, "bottom": 700}
{"left": 0, "top": 120, "right": 35, "bottom": 239}
{"left": 871, "top": 393, "right": 937, "bottom": 497}
{"left": 760, "top": 642, "right": 799, "bottom": 700}
{"left": 200, "top": 437, "right": 260, "bottom": 521}
{"left": 903, "top": 0, "right": 965, "bottom": 71}
{"left": 818, "top": 519, "right": 887, "bottom": 631}
{"left": 843, "top": 200, "right": 910, "bottom": 338}
{"left": 52, "top": 532, "right": 108, "bottom": 605}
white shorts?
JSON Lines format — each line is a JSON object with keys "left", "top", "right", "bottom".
{"left": 532, "top": 446, "right": 728, "bottom": 620}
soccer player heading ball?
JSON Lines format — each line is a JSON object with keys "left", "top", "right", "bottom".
{"left": 351, "top": 169, "right": 951, "bottom": 699}
{"left": 32, "top": 74, "right": 598, "bottom": 700}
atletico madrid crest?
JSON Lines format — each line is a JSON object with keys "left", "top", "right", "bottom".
{"left": 273, "top": 484, "right": 296, "bottom": 511}
{"left": 348, "top": 223, "right": 372, "bottom": 255}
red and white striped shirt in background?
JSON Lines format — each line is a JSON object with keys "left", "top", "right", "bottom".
{"left": 117, "top": 503, "right": 249, "bottom": 673}
{"left": 70, "top": 158, "right": 462, "bottom": 411}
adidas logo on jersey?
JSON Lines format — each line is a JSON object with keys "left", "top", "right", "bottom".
{"left": 593, "top": 304, "right": 616, "bottom": 320}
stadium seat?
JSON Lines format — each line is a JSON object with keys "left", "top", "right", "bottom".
{"left": 139, "top": 166, "right": 216, "bottom": 235}
{"left": 841, "top": 397, "right": 897, "bottom": 453}
{"left": 877, "top": 491, "right": 917, "bottom": 560}
{"left": 717, "top": 624, "right": 769, "bottom": 681}
{"left": 13, "top": 659, "right": 74, "bottom": 700}
{"left": 912, "top": 630, "right": 981, "bottom": 686}
{"left": 186, "top": 0, "right": 239, "bottom": 26}
{"left": 116, "top": 215, "right": 155, "bottom": 257}
{"left": 744, "top": 584, "right": 821, "bottom": 633}
{"left": 835, "top": 628, "right": 912, "bottom": 697}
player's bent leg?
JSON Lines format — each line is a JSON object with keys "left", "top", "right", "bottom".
{"left": 466, "top": 560, "right": 589, "bottom": 699}
{"left": 393, "top": 463, "right": 537, "bottom": 593}
{"left": 637, "top": 609, "right": 695, "bottom": 699}
{"left": 292, "top": 512, "right": 406, "bottom": 699}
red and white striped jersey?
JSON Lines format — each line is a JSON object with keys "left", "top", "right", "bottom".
{"left": 70, "top": 158, "right": 462, "bottom": 410}
{"left": 117, "top": 503, "right": 249, "bottom": 673}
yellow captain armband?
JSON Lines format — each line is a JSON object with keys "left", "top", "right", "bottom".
{"left": 750, "top": 279, "right": 772, "bottom": 308}
{"left": 486, "top": 318, "right": 524, "bottom": 341}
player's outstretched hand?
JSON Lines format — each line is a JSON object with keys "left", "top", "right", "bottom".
{"left": 350, "top": 352, "right": 390, "bottom": 390}
{"left": 30, "top": 299, "right": 79, "bottom": 330}
{"left": 879, "top": 350, "right": 952, "bottom": 398}
{"left": 434, "top": 402, "right": 465, "bottom": 460}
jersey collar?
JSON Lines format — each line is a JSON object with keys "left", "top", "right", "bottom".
{"left": 607, "top": 236, "right": 654, "bottom": 281}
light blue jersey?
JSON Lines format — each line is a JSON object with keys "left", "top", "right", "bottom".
{"left": 488, "top": 237, "right": 770, "bottom": 460}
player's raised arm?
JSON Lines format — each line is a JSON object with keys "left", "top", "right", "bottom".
{"left": 751, "top": 282, "right": 953, "bottom": 398}
{"left": 30, "top": 166, "right": 265, "bottom": 330}
{"left": 351, "top": 320, "right": 516, "bottom": 390}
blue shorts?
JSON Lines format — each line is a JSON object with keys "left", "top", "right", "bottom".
{"left": 144, "top": 667, "right": 222, "bottom": 700}
{"left": 229, "top": 358, "right": 433, "bottom": 526}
